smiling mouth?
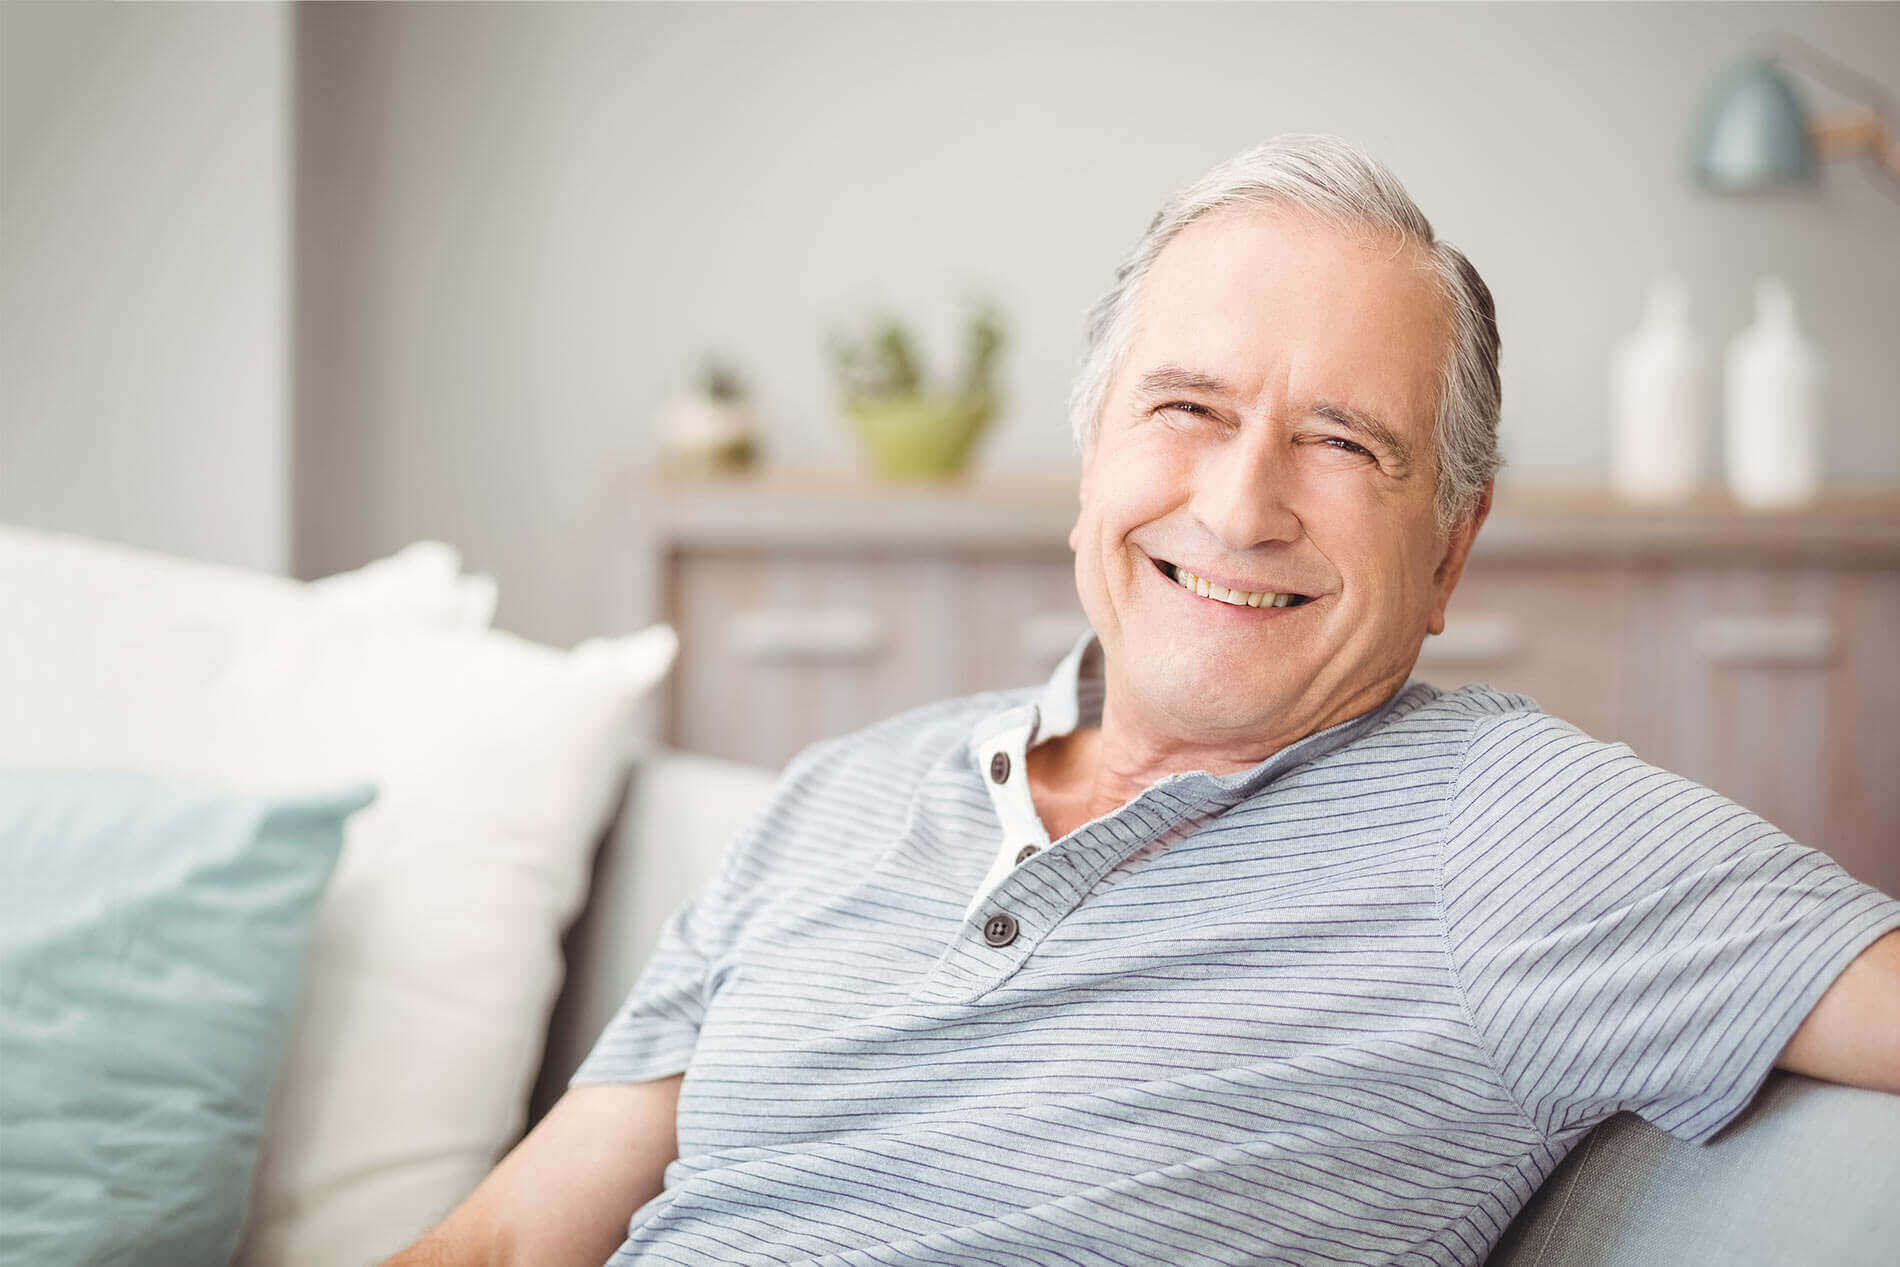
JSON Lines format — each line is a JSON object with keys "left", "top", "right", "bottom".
{"left": 1152, "top": 556, "right": 1316, "bottom": 608}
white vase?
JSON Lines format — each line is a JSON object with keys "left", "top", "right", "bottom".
{"left": 661, "top": 395, "right": 757, "bottom": 470}
{"left": 1608, "top": 276, "right": 1714, "bottom": 503}
{"left": 1724, "top": 277, "right": 1823, "bottom": 509}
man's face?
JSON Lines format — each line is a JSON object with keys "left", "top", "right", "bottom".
{"left": 1070, "top": 207, "right": 1490, "bottom": 749}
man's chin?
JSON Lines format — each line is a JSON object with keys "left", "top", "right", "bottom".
{"left": 1123, "top": 657, "right": 1301, "bottom": 726}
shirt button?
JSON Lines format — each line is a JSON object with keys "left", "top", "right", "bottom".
{"left": 989, "top": 751, "right": 1011, "bottom": 783}
{"left": 983, "top": 913, "right": 1019, "bottom": 946}
{"left": 1014, "top": 844, "right": 1039, "bottom": 864}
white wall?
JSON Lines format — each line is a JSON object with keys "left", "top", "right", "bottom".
{"left": 7, "top": 3, "right": 1896, "bottom": 640}
{"left": 292, "top": 1, "right": 1900, "bottom": 647}
{"left": 1, "top": 1, "right": 291, "bottom": 573}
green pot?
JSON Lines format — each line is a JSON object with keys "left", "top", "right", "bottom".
{"left": 844, "top": 392, "right": 996, "bottom": 480}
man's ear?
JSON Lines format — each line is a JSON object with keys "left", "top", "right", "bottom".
{"left": 1427, "top": 480, "right": 1493, "bottom": 636}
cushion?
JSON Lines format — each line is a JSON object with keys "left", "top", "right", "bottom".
{"left": 0, "top": 769, "right": 376, "bottom": 1267}
{"left": 1485, "top": 1072, "right": 1900, "bottom": 1266}
{"left": 305, "top": 539, "right": 496, "bottom": 629}
{"left": 0, "top": 524, "right": 675, "bottom": 1263}
{"left": 225, "top": 618, "right": 678, "bottom": 1265}
{"left": 0, "top": 525, "right": 493, "bottom": 772}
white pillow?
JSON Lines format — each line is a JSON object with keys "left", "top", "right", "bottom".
{"left": 0, "top": 524, "right": 669, "bottom": 1262}
{"left": 0, "top": 525, "right": 487, "bottom": 633}
{"left": 0, "top": 526, "right": 491, "bottom": 769}
{"left": 224, "top": 618, "right": 678, "bottom": 1265}
{"left": 306, "top": 540, "right": 498, "bottom": 630}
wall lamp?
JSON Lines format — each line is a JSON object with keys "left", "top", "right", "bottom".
{"left": 1689, "top": 32, "right": 1900, "bottom": 203}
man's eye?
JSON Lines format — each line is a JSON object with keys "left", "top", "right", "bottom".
{"left": 1159, "top": 405, "right": 1371, "bottom": 458}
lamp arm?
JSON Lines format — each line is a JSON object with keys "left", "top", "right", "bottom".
{"left": 1810, "top": 109, "right": 1899, "bottom": 178}
{"left": 1753, "top": 30, "right": 1900, "bottom": 197}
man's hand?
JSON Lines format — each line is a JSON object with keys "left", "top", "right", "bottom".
{"left": 382, "top": 1073, "right": 684, "bottom": 1267}
{"left": 1775, "top": 927, "right": 1900, "bottom": 1093}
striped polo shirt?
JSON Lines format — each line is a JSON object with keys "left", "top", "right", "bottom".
{"left": 574, "top": 630, "right": 1900, "bottom": 1266}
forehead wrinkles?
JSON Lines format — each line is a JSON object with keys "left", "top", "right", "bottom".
{"left": 1142, "top": 218, "right": 1429, "bottom": 346}
{"left": 1135, "top": 224, "right": 1446, "bottom": 432}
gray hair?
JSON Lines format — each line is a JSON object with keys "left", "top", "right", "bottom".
{"left": 1066, "top": 133, "right": 1504, "bottom": 537}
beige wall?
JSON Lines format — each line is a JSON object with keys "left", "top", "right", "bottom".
{"left": 6, "top": 3, "right": 1897, "bottom": 640}
{"left": 1, "top": 0, "right": 290, "bottom": 572}
{"left": 290, "top": 1, "right": 1900, "bottom": 646}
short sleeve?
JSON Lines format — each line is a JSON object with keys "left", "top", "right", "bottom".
{"left": 566, "top": 869, "right": 745, "bottom": 1088}
{"left": 1439, "top": 708, "right": 1900, "bottom": 1146}
{"left": 567, "top": 743, "right": 823, "bottom": 1089}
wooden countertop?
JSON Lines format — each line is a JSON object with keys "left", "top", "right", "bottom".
{"left": 625, "top": 464, "right": 1900, "bottom": 562}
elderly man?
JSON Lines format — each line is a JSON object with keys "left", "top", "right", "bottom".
{"left": 392, "top": 134, "right": 1900, "bottom": 1267}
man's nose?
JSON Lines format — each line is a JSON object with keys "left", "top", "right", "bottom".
{"left": 1188, "top": 429, "right": 1303, "bottom": 550}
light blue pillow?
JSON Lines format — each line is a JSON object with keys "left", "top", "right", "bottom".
{"left": 0, "top": 769, "right": 376, "bottom": 1267}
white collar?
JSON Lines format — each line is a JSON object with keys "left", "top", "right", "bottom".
{"left": 959, "top": 627, "right": 1414, "bottom": 920}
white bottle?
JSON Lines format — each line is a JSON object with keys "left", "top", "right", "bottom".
{"left": 1608, "top": 277, "right": 1713, "bottom": 503}
{"left": 1724, "top": 277, "right": 1823, "bottom": 509}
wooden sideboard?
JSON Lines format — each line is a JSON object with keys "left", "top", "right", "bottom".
{"left": 611, "top": 466, "right": 1900, "bottom": 896}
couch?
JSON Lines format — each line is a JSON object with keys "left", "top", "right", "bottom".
{"left": 0, "top": 527, "right": 681, "bottom": 1266}
{"left": 4, "top": 526, "right": 1892, "bottom": 1266}
{"left": 537, "top": 748, "right": 1900, "bottom": 1267}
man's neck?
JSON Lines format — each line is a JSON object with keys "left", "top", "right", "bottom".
{"left": 1031, "top": 667, "right": 1407, "bottom": 832}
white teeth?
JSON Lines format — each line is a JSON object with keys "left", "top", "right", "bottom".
{"left": 1170, "top": 566, "right": 1303, "bottom": 610}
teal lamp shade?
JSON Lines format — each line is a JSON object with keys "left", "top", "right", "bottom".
{"left": 1689, "top": 56, "right": 1816, "bottom": 191}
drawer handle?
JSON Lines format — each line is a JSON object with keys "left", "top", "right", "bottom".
{"left": 1417, "top": 614, "right": 1522, "bottom": 663}
{"left": 1693, "top": 613, "right": 1835, "bottom": 666}
{"left": 726, "top": 608, "right": 882, "bottom": 662}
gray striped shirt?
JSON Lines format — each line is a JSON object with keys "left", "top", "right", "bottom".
{"left": 574, "top": 631, "right": 1900, "bottom": 1265}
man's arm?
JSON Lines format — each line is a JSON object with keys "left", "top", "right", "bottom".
{"left": 382, "top": 1073, "right": 684, "bottom": 1267}
{"left": 1775, "top": 927, "right": 1900, "bottom": 1093}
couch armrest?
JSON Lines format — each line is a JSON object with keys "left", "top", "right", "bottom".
{"left": 1487, "top": 1071, "right": 1900, "bottom": 1266}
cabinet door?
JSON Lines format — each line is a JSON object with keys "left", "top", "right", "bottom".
{"left": 1618, "top": 563, "right": 1896, "bottom": 894}
{"left": 1415, "top": 563, "right": 1629, "bottom": 746}
{"left": 1827, "top": 568, "right": 1900, "bottom": 894}
{"left": 952, "top": 552, "right": 1091, "bottom": 696}
{"left": 668, "top": 548, "right": 962, "bottom": 768}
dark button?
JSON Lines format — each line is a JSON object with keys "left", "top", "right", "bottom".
{"left": 982, "top": 912, "right": 1019, "bottom": 946}
{"left": 989, "top": 751, "right": 1011, "bottom": 783}
{"left": 1014, "top": 844, "right": 1039, "bottom": 864}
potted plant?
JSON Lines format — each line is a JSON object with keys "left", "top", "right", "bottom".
{"left": 658, "top": 356, "right": 760, "bottom": 475}
{"left": 826, "top": 298, "right": 1006, "bottom": 480}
